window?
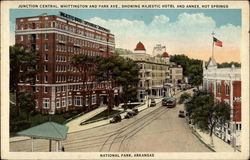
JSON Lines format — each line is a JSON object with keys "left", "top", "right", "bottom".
{"left": 56, "top": 86, "right": 61, "bottom": 93}
{"left": 36, "top": 34, "right": 39, "bottom": 39}
{"left": 217, "top": 83, "right": 221, "bottom": 94}
{"left": 68, "top": 97, "right": 72, "bottom": 105}
{"left": 44, "top": 65, "right": 48, "bottom": 72}
{"left": 92, "top": 96, "right": 96, "bottom": 104}
{"left": 36, "top": 87, "right": 39, "bottom": 92}
{"left": 36, "top": 75, "right": 39, "bottom": 81}
{"left": 20, "top": 35, "right": 23, "bottom": 41}
{"left": 45, "top": 22, "right": 49, "bottom": 28}
{"left": 44, "top": 76, "right": 48, "bottom": 83}
{"left": 35, "top": 100, "right": 39, "bottom": 108}
{"left": 45, "top": 54, "right": 48, "bottom": 61}
{"left": 62, "top": 97, "right": 66, "bottom": 107}
{"left": 56, "top": 98, "right": 61, "bottom": 108}
{"left": 43, "top": 98, "right": 50, "bottom": 108}
{"left": 44, "top": 44, "right": 49, "bottom": 51}
{"left": 74, "top": 97, "right": 82, "bottom": 106}
{"left": 45, "top": 33, "right": 49, "bottom": 40}
{"left": 225, "top": 84, "right": 230, "bottom": 96}
{"left": 44, "top": 87, "right": 48, "bottom": 93}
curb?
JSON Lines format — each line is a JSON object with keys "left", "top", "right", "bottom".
{"left": 189, "top": 126, "right": 216, "bottom": 152}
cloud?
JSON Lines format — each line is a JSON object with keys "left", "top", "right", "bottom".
{"left": 87, "top": 12, "right": 241, "bottom": 62}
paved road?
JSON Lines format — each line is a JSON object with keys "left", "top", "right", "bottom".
{"left": 10, "top": 92, "right": 211, "bottom": 152}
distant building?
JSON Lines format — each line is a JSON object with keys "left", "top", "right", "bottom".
{"left": 120, "top": 42, "right": 182, "bottom": 102}
{"left": 203, "top": 57, "right": 241, "bottom": 149}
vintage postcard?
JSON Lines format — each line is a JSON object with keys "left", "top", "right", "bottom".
{"left": 1, "top": 0, "right": 249, "bottom": 159}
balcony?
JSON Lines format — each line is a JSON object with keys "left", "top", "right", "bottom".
{"left": 59, "top": 40, "right": 66, "bottom": 44}
{"left": 73, "top": 43, "right": 81, "bottom": 47}
{"left": 145, "top": 69, "right": 152, "bottom": 72}
{"left": 99, "top": 48, "right": 105, "bottom": 52}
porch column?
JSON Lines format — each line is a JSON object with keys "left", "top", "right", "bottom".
{"left": 31, "top": 137, "right": 34, "bottom": 152}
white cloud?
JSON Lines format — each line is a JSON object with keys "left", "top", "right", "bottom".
{"left": 89, "top": 12, "right": 241, "bottom": 62}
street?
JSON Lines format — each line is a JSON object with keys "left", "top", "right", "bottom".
{"left": 10, "top": 93, "right": 211, "bottom": 152}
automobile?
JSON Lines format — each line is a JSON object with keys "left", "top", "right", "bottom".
{"left": 124, "top": 111, "right": 134, "bottom": 119}
{"left": 150, "top": 99, "right": 156, "bottom": 107}
{"left": 178, "top": 110, "right": 185, "bottom": 118}
{"left": 125, "top": 109, "right": 138, "bottom": 119}
{"left": 132, "top": 108, "right": 139, "bottom": 115}
{"left": 110, "top": 114, "right": 122, "bottom": 123}
{"left": 162, "top": 97, "right": 176, "bottom": 108}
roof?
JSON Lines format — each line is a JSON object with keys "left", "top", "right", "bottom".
{"left": 163, "top": 97, "right": 176, "bottom": 102}
{"left": 207, "top": 57, "right": 217, "bottom": 67}
{"left": 134, "top": 42, "right": 146, "bottom": 51}
{"left": 17, "top": 122, "right": 68, "bottom": 140}
{"left": 162, "top": 52, "right": 169, "bottom": 58}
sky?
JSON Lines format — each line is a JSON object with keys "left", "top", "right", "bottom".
{"left": 10, "top": 9, "right": 242, "bottom": 63}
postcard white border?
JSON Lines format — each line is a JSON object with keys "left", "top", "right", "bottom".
{"left": 1, "top": 1, "right": 249, "bottom": 160}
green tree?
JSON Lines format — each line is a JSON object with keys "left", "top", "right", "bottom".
{"left": 188, "top": 64, "right": 203, "bottom": 90}
{"left": 218, "top": 62, "right": 241, "bottom": 68}
{"left": 10, "top": 44, "right": 38, "bottom": 114}
{"left": 186, "top": 91, "right": 230, "bottom": 145}
{"left": 19, "top": 93, "right": 36, "bottom": 120}
{"left": 170, "top": 54, "right": 203, "bottom": 88}
{"left": 70, "top": 55, "right": 96, "bottom": 111}
{"left": 179, "top": 92, "right": 191, "bottom": 104}
{"left": 95, "top": 56, "right": 139, "bottom": 111}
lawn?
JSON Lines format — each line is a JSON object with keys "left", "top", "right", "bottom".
{"left": 84, "top": 109, "right": 121, "bottom": 123}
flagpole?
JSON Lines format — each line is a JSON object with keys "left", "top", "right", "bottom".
{"left": 211, "top": 32, "right": 215, "bottom": 58}
{"left": 212, "top": 37, "right": 214, "bottom": 58}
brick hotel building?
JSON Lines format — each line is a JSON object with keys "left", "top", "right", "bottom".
{"left": 15, "top": 12, "right": 118, "bottom": 114}
{"left": 203, "top": 57, "right": 241, "bottom": 148}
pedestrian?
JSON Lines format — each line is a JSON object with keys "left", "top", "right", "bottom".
{"left": 61, "top": 146, "right": 65, "bottom": 152}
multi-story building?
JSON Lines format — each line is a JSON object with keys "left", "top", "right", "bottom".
{"left": 203, "top": 57, "right": 241, "bottom": 149}
{"left": 121, "top": 42, "right": 175, "bottom": 102}
{"left": 15, "top": 12, "right": 118, "bottom": 114}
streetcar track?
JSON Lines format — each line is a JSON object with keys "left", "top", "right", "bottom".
{"left": 99, "top": 106, "right": 165, "bottom": 151}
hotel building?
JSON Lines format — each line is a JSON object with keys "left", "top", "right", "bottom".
{"left": 203, "top": 57, "right": 241, "bottom": 149}
{"left": 15, "top": 12, "right": 118, "bottom": 114}
{"left": 120, "top": 42, "right": 183, "bottom": 102}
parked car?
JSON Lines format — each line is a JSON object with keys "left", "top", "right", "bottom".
{"left": 125, "top": 109, "right": 138, "bottom": 119}
{"left": 110, "top": 114, "right": 122, "bottom": 123}
{"left": 124, "top": 111, "right": 134, "bottom": 119}
{"left": 150, "top": 99, "right": 156, "bottom": 107}
{"left": 132, "top": 108, "right": 139, "bottom": 115}
{"left": 178, "top": 110, "right": 185, "bottom": 118}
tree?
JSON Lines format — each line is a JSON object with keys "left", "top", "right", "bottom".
{"left": 218, "top": 62, "right": 241, "bottom": 68}
{"left": 19, "top": 93, "right": 36, "bottom": 120}
{"left": 178, "top": 92, "right": 191, "bottom": 104}
{"left": 186, "top": 91, "right": 230, "bottom": 145}
{"left": 170, "top": 54, "right": 203, "bottom": 88}
{"left": 188, "top": 64, "right": 203, "bottom": 89}
{"left": 94, "top": 56, "right": 139, "bottom": 111}
{"left": 10, "top": 44, "right": 38, "bottom": 114}
{"left": 70, "top": 55, "right": 96, "bottom": 111}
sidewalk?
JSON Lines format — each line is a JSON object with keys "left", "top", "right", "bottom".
{"left": 65, "top": 106, "right": 106, "bottom": 133}
{"left": 190, "top": 125, "right": 236, "bottom": 152}
{"left": 66, "top": 99, "right": 163, "bottom": 133}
